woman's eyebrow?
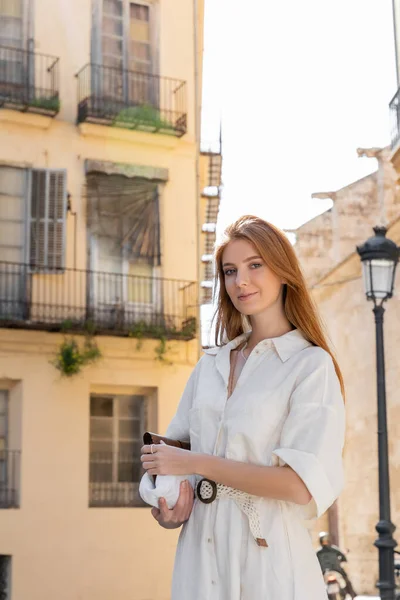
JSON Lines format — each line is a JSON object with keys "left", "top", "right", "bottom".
{"left": 222, "top": 255, "right": 262, "bottom": 267}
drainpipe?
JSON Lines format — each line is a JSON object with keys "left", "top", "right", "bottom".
{"left": 193, "top": 0, "right": 202, "bottom": 359}
{"left": 393, "top": 0, "right": 399, "bottom": 88}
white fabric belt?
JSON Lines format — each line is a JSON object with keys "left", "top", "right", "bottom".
{"left": 196, "top": 478, "right": 268, "bottom": 548}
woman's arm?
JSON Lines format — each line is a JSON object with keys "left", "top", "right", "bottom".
{"left": 141, "top": 444, "right": 311, "bottom": 505}
{"left": 195, "top": 453, "right": 311, "bottom": 505}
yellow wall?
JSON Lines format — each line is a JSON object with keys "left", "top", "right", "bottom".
{"left": 0, "top": 0, "right": 204, "bottom": 598}
{"left": 0, "top": 330, "right": 197, "bottom": 600}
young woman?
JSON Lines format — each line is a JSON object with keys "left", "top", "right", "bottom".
{"left": 141, "top": 215, "right": 345, "bottom": 600}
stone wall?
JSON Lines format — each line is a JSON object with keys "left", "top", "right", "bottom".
{"left": 295, "top": 161, "right": 400, "bottom": 594}
{"left": 294, "top": 149, "right": 400, "bottom": 286}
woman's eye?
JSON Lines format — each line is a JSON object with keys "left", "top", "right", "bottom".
{"left": 250, "top": 263, "right": 262, "bottom": 269}
{"left": 224, "top": 269, "right": 235, "bottom": 276}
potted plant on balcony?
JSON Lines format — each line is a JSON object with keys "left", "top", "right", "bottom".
{"left": 113, "top": 103, "right": 175, "bottom": 134}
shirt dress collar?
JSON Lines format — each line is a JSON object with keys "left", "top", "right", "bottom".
{"left": 203, "top": 329, "right": 312, "bottom": 385}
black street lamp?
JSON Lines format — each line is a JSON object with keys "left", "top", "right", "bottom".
{"left": 357, "top": 226, "right": 400, "bottom": 600}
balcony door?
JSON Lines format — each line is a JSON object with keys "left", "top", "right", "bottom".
{"left": 87, "top": 173, "right": 162, "bottom": 331}
{"left": 0, "top": 0, "right": 34, "bottom": 104}
{"left": 93, "top": 0, "right": 158, "bottom": 108}
{"left": 90, "top": 236, "right": 159, "bottom": 330}
{"left": 0, "top": 167, "right": 29, "bottom": 320}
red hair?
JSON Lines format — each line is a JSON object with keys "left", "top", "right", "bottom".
{"left": 213, "top": 215, "right": 345, "bottom": 397}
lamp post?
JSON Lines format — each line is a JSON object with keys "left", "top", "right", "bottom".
{"left": 357, "top": 226, "right": 399, "bottom": 600}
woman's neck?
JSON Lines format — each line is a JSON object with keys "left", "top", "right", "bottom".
{"left": 246, "top": 313, "right": 293, "bottom": 351}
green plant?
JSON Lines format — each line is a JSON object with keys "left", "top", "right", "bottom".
{"left": 181, "top": 316, "right": 197, "bottom": 338}
{"left": 128, "top": 318, "right": 197, "bottom": 362}
{"left": 60, "top": 319, "right": 74, "bottom": 333}
{"left": 84, "top": 320, "right": 96, "bottom": 335}
{"left": 52, "top": 336, "right": 102, "bottom": 377}
{"left": 128, "top": 320, "right": 147, "bottom": 350}
{"left": 30, "top": 96, "right": 60, "bottom": 113}
{"left": 113, "top": 103, "right": 175, "bottom": 132}
{"left": 154, "top": 336, "right": 172, "bottom": 365}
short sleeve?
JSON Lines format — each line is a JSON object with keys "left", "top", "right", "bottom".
{"left": 272, "top": 349, "right": 345, "bottom": 519}
{"left": 164, "top": 358, "right": 202, "bottom": 442}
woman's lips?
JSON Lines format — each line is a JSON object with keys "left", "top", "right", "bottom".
{"left": 238, "top": 292, "right": 257, "bottom": 301}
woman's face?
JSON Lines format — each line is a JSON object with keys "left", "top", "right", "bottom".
{"left": 221, "top": 239, "right": 284, "bottom": 316}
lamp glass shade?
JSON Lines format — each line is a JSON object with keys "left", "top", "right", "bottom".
{"left": 361, "top": 258, "right": 397, "bottom": 300}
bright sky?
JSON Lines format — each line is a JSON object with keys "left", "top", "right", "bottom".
{"left": 200, "top": 0, "right": 397, "bottom": 343}
{"left": 201, "top": 0, "right": 397, "bottom": 234}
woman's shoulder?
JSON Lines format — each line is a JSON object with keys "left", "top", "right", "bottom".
{"left": 295, "top": 344, "right": 336, "bottom": 376}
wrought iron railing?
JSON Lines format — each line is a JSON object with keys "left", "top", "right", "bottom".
{"left": 0, "top": 450, "right": 20, "bottom": 509}
{"left": 0, "top": 45, "right": 60, "bottom": 116}
{"left": 0, "top": 262, "right": 197, "bottom": 339}
{"left": 89, "top": 452, "right": 144, "bottom": 507}
{"left": 76, "top": 63, "right": 187, "bottom": 137}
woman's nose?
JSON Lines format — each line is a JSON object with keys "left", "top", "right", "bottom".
{"left": 235, "top": 270, "right": 249, "bottom": 287}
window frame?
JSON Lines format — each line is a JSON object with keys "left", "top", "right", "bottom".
{"left": 89, "top": 390, "right": 156, "bottom": 507}
{"left": 0, "top": 555, "right": 11, "bottom": 600}
{"left": 92, "top": 0, "right": 159, "bottom": 76}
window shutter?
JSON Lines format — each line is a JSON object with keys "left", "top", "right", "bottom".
{"left": 29, "top": 169, "right": 67, "bottom": 270}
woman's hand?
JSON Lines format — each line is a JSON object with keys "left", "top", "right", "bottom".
{"left": 140, "top": 442, "right": 195, "bottom": 476}
{"left": 151, "top": 480, "right": 194, "bottom": 529}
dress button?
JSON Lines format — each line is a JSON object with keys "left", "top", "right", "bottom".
{"left": 212, "top": 580, "right": 216, "bottom": 585}
{"left": 208, "top": 538, "right": 212, "bottom": 543}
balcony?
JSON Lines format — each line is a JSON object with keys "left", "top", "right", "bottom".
{"left": 76, "top": 64, "right": 187, "bottom": 137}
{"left": 0, "top": 46, "right": 60, "bottom": 116}
{"left": 0, "top": 262, "right": 197, "bottom": 340}
{"left": 0, "top": 450, "right": 20, "bottom": 509}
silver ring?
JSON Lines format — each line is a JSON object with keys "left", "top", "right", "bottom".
{"left": 150, "top": 444, "right": 156, "bottom": 454}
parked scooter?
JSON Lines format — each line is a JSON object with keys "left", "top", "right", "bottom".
{"left": 323, "top": 569, "right": 348, "bottom": 600}
{"left": 316, "top": 532, "right": 356, "bottom": 599}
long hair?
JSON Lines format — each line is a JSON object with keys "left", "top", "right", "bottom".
{"left": 213, "top": 215, "right": 345, "bottom": 397}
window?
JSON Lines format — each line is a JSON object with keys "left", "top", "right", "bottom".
{"left": 0, "top": 555, "right": 11, "bottom": 600}
{"left": 0, "top": 387, "right": 21, "bottom": 509}
{"left": 0, "top": 166, "right": 27, "bottom": 263}
{"left": 29, "top": 169, "right": 67, "bottom": 270}
{"left": 129, "top": 3, "right": 151, "bottom": 74}
{"left": 89, "top": 393, "right": 151, "bottom": 506}
{"left": 0, "top": 391, "right": 9, "bottom": 507}
{"left": 95, "top": 0, "right": 157, "bottom": 103}
{"left": 101, "top": 1, "right": 153, "bottom": 73}
{"left": 0, "top": 165, "right": 67, "bottom": 268}
{"left": 0, "top": 0, "right": 23, "bottom": 47}
{"left": 127, "top": 260, "right": 153, "bottom": 304}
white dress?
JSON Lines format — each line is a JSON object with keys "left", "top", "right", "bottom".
{"left": 165, "top": 329, "right": 345, "bottom": 600}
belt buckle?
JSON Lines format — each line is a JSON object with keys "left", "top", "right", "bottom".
{"left": 196, "top": 478, "right": 217, "bottom": 504}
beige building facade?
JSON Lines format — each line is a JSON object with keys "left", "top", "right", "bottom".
{"left": 0, "top": 0, "right": 217, "bottom": 598}
{"left": 293, "top": 150, "right": 400, "bottom": 595}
